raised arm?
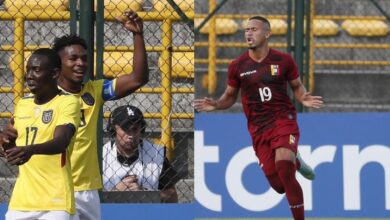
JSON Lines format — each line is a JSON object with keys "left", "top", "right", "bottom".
{"left": 289, "top": 77, "right": 323, "bottom": 108}
{"left": 114, "top": 11, "right": 149, "bottom": 99}
{"left": 6, "top": 124, "right": 76, "bottom": 166}
{"left": 194, "top": 85, "right": 239, "bottom": 112}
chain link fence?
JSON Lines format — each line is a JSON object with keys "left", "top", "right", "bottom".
{"left": 195, "top": 0, "right": 390, "bottom": 111}
{"left": 312, "top": 0, "right": 390, "bottom": 111}
{"left": 0, "top": 0, "right": 194, "bottom": 204}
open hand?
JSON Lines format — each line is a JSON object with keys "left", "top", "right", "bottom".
{"left": 6, "top": 146, "right": 33, "bottom": 166}
{"left": 301, "top": 92, "right": 323, "bottom": 108}
{"left": 0, "top": 119, "right": 17, "bottom": 157}
{"left": 194, "top": 97, "right": 217, "bottom": 112}
{"left": 4, "top": 118, "right": 17, "bottom": 138}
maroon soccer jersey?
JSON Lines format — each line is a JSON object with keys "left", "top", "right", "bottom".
{"left": 227, "top": 49, "right": 299, "bottom": 136}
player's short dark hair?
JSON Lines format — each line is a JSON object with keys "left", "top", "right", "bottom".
{"left": 52, "top": 34, "right": 88, "bottom": 53}
{"left": 32, "top": 48, "right": 61, "bottom": 70}
{"left": 249, "top": 16, "right": 271, "bottom": 30}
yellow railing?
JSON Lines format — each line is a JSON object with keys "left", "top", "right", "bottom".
{"left": 207, "top": 0, "right": 217, "bottom": 94}
{"left": 195, "top": 42, "right": 390, "bottom": 49}
{"left": 0, "top": 10, "right": 194, "bottom": 159}
{"left": 196, "top": 58, "right": 390, "bottom": 66}
{"left": 195, "top": 13, "right": 388, "bottom": 21}
{"left": 196, "top": 0, "right": 390, "bottom": 94}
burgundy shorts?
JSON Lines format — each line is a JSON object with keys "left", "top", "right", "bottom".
{"left": 251, "top": 119, "right": 300, "bottom": 176}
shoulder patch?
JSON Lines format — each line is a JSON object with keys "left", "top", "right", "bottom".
{"left": 42, "top": 110, "right": 53, "bottom": 124}
{"left": 81, "top": 92, "right": 95, "bottom": 106}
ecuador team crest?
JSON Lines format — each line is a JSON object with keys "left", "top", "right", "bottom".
{"left": 42, "top": 110, "right": 53, "bottom": 124}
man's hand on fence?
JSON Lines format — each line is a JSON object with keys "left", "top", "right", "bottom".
{"left": 117, "top": 11, "right": 144, "bottom": 35}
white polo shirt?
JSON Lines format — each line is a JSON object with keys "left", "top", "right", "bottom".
{"left": 103, "top": 140, "right": 165, "bottom": 190}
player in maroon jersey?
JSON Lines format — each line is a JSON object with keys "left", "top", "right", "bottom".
{"left": 194, "top": 16, "right": 323, "bottom": 220}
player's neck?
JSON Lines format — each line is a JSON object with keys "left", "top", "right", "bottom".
{"left": 58, "top": 77, "right": 82, "bottom": 94}
{"left": 34, "top": 87, "right": 61, "bottom": 105}
{"left": 248, "top": 45, "right": 270, "bottom": 63}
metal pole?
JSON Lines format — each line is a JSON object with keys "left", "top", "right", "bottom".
{"left": 95, "top": 0, "right": 104, "bottom": 197}
{"left": 13, "top": 16, "right": 25, "bottom": 103}
{"left": 308, "top": 0, "right": 315, "bottom": 93}
{"left": 287, "top": 0, "right": 293, "bottom": 54}
{"left": 294, "top": 0, "right": 304, "bottom": 112}
{"left": 208, "top": 0, "right": 217, "bottom": 94}
{"left": 69, "top": 0, "right": 77, "bottom": 34}
{"left": 79, "top": 0, "right": 94, "bottom": 81}
{"left": 303, "top": 0, "right": 312, "bottom": 113}
{"left": 96, "top": 0, "right": 103, "bottom": 80}
{"left": 161, "top": 19, "right": 173, "bottom": 161}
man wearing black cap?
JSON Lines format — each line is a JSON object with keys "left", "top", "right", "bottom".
{"left": 102, "top": 105, "right": 180, "bottom": 203}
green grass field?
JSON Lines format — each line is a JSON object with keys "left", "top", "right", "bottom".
{"left": 196, "top": 218, "right": 390, "bottom": 220}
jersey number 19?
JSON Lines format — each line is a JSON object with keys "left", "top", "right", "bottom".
{"left": 259, "top": 87, "right": 272, "bottom": 102}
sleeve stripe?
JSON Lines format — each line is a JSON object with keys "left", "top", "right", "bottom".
{"left": 102, "top": 79, "right": 117, "bottom": 101}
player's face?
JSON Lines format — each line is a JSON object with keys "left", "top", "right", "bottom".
{"left": 245, "top": 19, "right": 271, "bottom": 49}
{"left": 115, "top": 124, "right": 142, "bottom": 155}
{"left": 59, "top": 44, "right": 88, "bottom": 85}
{"left": 25, "top": 54, "right": 56, "bottom": 94}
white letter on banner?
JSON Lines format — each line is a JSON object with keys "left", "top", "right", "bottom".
{"left": 226, "top": 146, "right": 284, "bottom": 211}
{"left": 194, "top": 131, "right": 222, "bottom": 211}
{"left": 298, "top": 145, "right": 337, "bottom": 210}
{"left": 343, "top": 145, "right": 390, "bottom": 210}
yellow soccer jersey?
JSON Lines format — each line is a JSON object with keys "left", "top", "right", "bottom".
{"left": 9, "top": 92, "right": 80, "bottom": 214}
{"left": 63, "top": 79, "right": 116, "bottom": 191}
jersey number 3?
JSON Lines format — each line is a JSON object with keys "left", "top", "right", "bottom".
{"left": 259, "top": 87, "right": 272, "bottom": 102}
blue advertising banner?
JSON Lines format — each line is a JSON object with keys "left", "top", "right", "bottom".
{"left": 194, "top": 113, "right": 390, "bottom": 218}
{"left": 1, "top": 113, "right": 389, "bottom": 219}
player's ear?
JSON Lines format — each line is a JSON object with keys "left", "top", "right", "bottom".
{"left": 265, "top": 31, "right": 272, "bottom": 39}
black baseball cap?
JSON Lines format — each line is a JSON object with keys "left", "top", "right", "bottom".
{"left": 111, "top": 105, "right": 144, "bottom": 131}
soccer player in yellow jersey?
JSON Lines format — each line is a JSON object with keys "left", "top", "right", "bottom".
{"left": 1, "top": 10, "right": 148, "bottom": 220}
{"left": 1, "top": 48, "right": 80, "bottom": 220}
{"left": 52, "top": 11, "right": 147, "bottom": 220}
